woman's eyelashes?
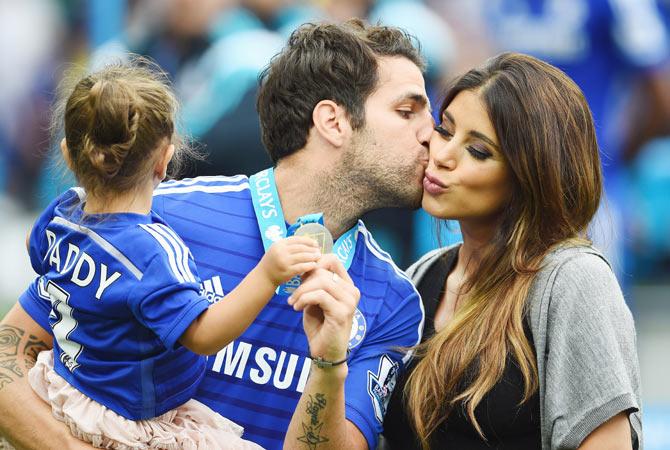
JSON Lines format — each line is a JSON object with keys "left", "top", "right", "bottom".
{"left": 467, "top": 146, "right": 492, "bottom": 160}
{"left": 434, "top": 125, "right": 492, "bottom": 160}
{"left": 434, "top": 124, "right": 452, "bottom": 138}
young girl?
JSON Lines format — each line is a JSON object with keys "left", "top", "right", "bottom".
{"left": 22, "top": 59, "right": 321, "bottom": 449}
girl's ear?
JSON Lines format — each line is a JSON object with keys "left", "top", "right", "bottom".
{"left": 154, "top": 142, "right": 175, "bottom": 185}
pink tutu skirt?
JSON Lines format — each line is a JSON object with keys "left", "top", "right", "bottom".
{"left": 26, "top": 351, "right": 264, "bottom": 449}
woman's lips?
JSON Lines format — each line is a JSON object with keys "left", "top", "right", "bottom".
{"left": 423, "top": 172, "right": 449, "bottom": 195}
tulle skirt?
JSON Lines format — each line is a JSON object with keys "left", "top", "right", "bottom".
{"left": 23, "top": 351, "right": 264, "bottom": 449}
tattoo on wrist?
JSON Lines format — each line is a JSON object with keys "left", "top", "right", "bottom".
{"left": 297, "top": 393, "right": 329, "bottom": 449}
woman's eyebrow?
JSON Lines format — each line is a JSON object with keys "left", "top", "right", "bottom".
{"left": 470, "top": 131, "right": 499, "bottom": 150}
{"left": 444, "top": 110, "right": 499, "bottom": 150}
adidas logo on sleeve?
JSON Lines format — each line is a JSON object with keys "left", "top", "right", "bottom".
{"left": 199, "top": 276, "right": 225, "bottom": 303}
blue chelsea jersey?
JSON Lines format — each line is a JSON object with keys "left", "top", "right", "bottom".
{"left": 151, "top": 175, "right": 425, "bottom": 450}
{"left": 19, "top": 188, "right": 210, "bottom": 420}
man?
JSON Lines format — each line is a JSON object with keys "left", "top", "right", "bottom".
{"left": 0, "top": 19, "right": 432, "bottom": 449}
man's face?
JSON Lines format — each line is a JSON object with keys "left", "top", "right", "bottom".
{"left": 343, "top": 56, "right": 433, "bottom": 209}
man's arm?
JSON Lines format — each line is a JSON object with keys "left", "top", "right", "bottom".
{"left": 0, "top": 303, "right": 92, "bottom": 449}
{"left": 284, "top": 364, "right": 368, "bottom": 450}
{"left": 283, "top": 255, "right": 368, "bottom": 450}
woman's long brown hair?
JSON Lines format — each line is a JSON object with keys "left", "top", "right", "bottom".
{"left": 404, "top": 53, "right": 603, "bottom": 448}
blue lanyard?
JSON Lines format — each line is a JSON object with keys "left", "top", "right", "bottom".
{"left": 249, "top": 168, "right": 358, "bottom": 295}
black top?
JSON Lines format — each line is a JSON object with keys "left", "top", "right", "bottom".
{"left": 383, "top": 248, "right": 542, "bottom": 449}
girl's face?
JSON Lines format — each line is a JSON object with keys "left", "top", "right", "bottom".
{"left": 422, "top": 90, "right": 513, "bottom": 224}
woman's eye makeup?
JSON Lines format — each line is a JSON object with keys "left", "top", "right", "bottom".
{"left": 434, "top": 124, "right": 453, "bottom": 138}
{"left": 467, "top": 146, "right": 492, "bottom": 160}
{"left": 434, "top": 124, "right": 493, "bottom": 160}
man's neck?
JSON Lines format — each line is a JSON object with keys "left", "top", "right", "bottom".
{"left": 273, "top": 161, "right": 361, "bottom": 239}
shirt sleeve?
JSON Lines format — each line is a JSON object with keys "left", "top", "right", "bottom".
{"left": 127, "top": 227, "right": 210, "bottom": 351}
{"left": 21, "top": 189, "right": 83, "bottom": 332}
{"left": 344, "top": 287, "right": 424, "bottom": 449}
{"left": 18, "top": 276, "right": 53, "bottom": 333}
{"left": 543, "top": 253, "right": 642, "bottom": 449}
{"left": 27, "top": 189, "right": 79, "bottom": 275}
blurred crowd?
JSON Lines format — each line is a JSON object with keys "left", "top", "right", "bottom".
{"left": 2, "top": 0, "right": 670, "bottom": 281}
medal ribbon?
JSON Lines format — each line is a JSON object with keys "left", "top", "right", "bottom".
{"left": 249, "top": 168, "right": 358, "bottom": 295}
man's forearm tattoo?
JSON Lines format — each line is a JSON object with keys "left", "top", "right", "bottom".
{"left": 0, "top": 325, "right": 23, "bottom": 358}
{"left": 0, "top": 325, "right": 49, "bottom": 391}
{"left": 23, "top": 336, "right": 49, "bottom": 369}
{"left": 297, "top": 393, "right": 329, "bottom": 449}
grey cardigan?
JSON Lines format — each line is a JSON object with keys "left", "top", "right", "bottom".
{"left": 405, "top": 244, "right": 642, "bottom": 450}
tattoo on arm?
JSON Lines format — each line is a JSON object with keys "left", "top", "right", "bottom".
{"left": 0, "top": 325, "right": 25, "bottom": 391}
{"left": 0, "top": 325, "right": 23, "bottom": 358}
{"left": 297, "top": 393, "right": 329, "bottom": 449}
{"left": 0, "top": 325, "right": 49, "bottom": 391}
{"left": 24, "top": 337, "right": 49, "bottom": 369}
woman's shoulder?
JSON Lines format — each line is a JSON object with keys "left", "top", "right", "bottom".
{"left": 538, "top": 243, "right": 617, "bottom": 288}
{"left": 532, "top": 242, "right": 628, "bottom": 322}
{"left": 406, "top": 243, "right": 460, "bottom": 282}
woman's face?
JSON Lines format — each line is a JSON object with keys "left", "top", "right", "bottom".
{"left": 422, "top": 89, "right": 513, "bottom": 224}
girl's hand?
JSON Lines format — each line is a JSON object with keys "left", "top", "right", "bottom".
{"left": 259, "top": 236, "right": 321, "bottom": 285}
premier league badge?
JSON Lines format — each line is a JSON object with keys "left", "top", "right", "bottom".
{"left": 293, "top": 222, "right": 334, "bottom": 254}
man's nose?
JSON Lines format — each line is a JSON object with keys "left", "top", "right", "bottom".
{"left": 418, "top": 114, "right": 434, "bottom": 148}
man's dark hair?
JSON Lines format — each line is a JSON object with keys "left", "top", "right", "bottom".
{"left": 257, "top": 18, "right": 425, "bottom": 163}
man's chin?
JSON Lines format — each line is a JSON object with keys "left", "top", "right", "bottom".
{"left": 402, "top": 189, "right": 423, "bottom": 210}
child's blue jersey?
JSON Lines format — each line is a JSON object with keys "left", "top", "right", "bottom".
{"left": 21, "top": 176, "right": 425, "bottom": 449}
{"left": 19, "top": 188, "right": 209, "bottom": 420}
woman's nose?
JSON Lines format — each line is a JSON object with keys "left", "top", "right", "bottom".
{"left": 429, "top": 132, "right": 457, "bottom": 170}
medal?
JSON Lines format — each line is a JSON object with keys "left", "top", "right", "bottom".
{"left": 249, "top": 168, "right": 358, "bottom": 295}
{"left": 293, "top": 222, "right": 334, "bottom": 254}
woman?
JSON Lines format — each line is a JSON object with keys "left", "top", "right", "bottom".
{"left": 383, "top": 53, "right": 641, "bottom": 449}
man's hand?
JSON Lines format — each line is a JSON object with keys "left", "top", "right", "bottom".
{"left": 287, "top": 254, "right": 360, "bottom": 362}
{"left": 283, "top": 254, "right": 367, "bottom": 450}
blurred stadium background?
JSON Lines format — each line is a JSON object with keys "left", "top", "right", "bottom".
{"left": 0, "top": 0, "right": 668, "bottom": 446}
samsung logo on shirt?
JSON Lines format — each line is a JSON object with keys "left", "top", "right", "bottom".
{"left": 210, "top": 340, "right": 312, "bottom": 393}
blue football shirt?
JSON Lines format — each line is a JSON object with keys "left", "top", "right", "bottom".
{"left": 150, "top": 175, "right": 425, "bottom": 450}
{"left": 19, "top": 188, "right": 209, "bottom": 420}
{"left": 21, "top": 176, "right": 425, "bottom": 449}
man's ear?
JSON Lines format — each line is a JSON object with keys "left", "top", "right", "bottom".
{"left": 60, "top": 138, "right": 74, "bottom": 171}
{"left": 312, "top": 100, "right": 353, "bottom": 148}
{"left": 154, "top": 142, "right": 175, "bottom": 184}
